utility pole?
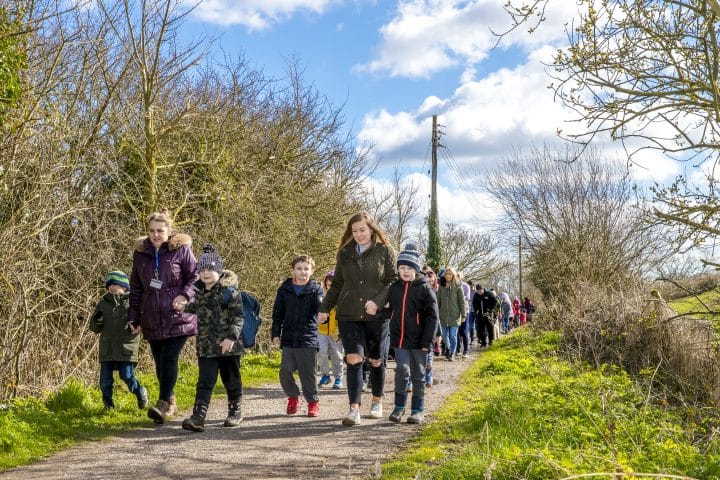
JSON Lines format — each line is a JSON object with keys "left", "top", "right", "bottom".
{"left": 518, "top": 234, "right": 523, "bottom": 300}
{"left": 426, "top": 115, "right": 443, "bottom": 271}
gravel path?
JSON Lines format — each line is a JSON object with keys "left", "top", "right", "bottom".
{"left": 0, "top": 350, "right": 480, "bottom": 480}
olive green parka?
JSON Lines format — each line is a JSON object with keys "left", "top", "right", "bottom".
{"left": 320, "top": 240, "right": 396, "bottom": 322}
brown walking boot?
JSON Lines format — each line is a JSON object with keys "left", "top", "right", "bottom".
{"left": 147, "top": 399, "right": 169, "bottom": 425}
{"left": 165, "top": 395, "right": 177, "bottom": 417}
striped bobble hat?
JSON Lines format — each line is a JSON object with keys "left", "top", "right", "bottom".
{"left": 396, "top": 243, "right": 422, "bottom": 272}
{"left": 105, "top": 270, "right": 130, "bottom": 291}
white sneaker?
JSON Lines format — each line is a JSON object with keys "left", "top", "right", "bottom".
{"left": 342, "top": 407, "right": 361, "bottom": 426}
{"left": 368, "top": 401, "right": 383, "bottom": 419}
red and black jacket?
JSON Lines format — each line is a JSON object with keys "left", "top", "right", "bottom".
{"left": 386, "top": 275, "right": 439, "bottom": 351}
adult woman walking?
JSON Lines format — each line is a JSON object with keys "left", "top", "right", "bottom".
{"left": 437, "top": 267, "right": 466, "bottom": 361}
{"left": 318, "top": 211, "right": 396, "bottom": 426}
{"left": 128, "top": 211, "right": 198, "bottom": 424}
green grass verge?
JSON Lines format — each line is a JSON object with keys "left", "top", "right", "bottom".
{"left": 380, "top": 329, "right": 720, "bottom": 480}
{"left": 0, "top": 351, "right": 280, "bottom": 470}
{"left": 669, "top": 289, "right": 720, "bottom": 320}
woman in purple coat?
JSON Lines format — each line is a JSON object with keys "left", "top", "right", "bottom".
{"left": 128, "top": 211, "right": 197, "bottom": 425}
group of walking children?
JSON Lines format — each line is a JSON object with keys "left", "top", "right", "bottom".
{"left": 89, "top": 210, "right": 440, "bottom": 430}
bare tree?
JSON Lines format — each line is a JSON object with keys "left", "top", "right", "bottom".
{"left": 439, "top": 223, "right": 510, "bottom": 283}
{"left": 363, "top": 167, "right": 420, "bottom": 249}
{"left": 486, "top": 145, "right": 670, "bottom": 300}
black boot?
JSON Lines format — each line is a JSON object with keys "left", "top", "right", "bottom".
{"left": 224, "top": 397, "right": 243, "bottom": 427}
{"left": 182, "top": 401, "right": 208, "bottom": 432}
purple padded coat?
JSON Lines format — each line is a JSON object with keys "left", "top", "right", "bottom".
{"left": 128, "top": 233, "right": 198, "bottom": 341}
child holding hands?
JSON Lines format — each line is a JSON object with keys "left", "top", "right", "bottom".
{"left": 386, "top": 244, "right": 439, "bottom": 424}
{"left": 89, "top": 270, "right": 148, "bottom": 410}
{"left": 272, "top": 255, "right": 324, "bottom": 417}
{"left": 177, "top": 244, "right": 245, "bottom": 432}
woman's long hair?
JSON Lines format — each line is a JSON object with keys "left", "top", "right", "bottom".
{"left": 337, "top": 211, "right": 392, "bottom": 253}
{"left": 443, "top": 267, "right": 461, "bottom": 287}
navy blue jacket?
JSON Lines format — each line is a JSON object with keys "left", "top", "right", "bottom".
{"left": 387, "top": 275, "right": 439, "bottom": 351}
{"left": 271, "top": 278, "right": 323, "bottom": 348}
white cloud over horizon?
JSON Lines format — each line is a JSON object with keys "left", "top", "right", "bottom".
{"left": 191, "top": 0, "right": 338, "bottom": 29}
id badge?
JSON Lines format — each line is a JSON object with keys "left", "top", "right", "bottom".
{"left": 149, "top": 278, "right": 163, "bottom": 289}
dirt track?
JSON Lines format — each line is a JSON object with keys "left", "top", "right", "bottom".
{"left": 0, "top": 351, "right": 479, "bottom": 480}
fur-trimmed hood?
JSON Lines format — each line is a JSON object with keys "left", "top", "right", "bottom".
{"left": 219, "top": 270, "right": 238, "bottom": 289}
{"left": 193, "top": 269, "right": 238, "bottom": 291}
{"left": 135, "top": 233, "right": 192, "bottom": 253}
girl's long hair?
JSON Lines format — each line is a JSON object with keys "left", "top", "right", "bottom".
{"left": 443, "top": 267, "right": 461, "bottom": 287}
{"left": 337, "top": 211, "right": 392, "bottom": 253}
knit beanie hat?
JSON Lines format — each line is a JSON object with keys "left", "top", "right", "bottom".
{"left": 197, "top": 244, "right": 224, "bottom": 274}
{"left": 105, "top": 270, "right": 130, "bottom": 291}
{"left": 396, "top": 243, "right": 422, "bottom": 272}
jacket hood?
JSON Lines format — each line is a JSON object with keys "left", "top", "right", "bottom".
{"left": 219, "top": 269, "right": 239, "bottom": 289}
{"left": 396, "top": 275, "right": 429, "bottom": 287}
{"left": 135, "top": 232, "right": 192, "bottom": 252}
{"left": 193, "top": 269, "right": 238, "bottom": 290}
{"left": 280, "top": 277, "right": 322, "bottom": 291}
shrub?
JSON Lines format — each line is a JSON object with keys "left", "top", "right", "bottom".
{"left": 45, "top": 378, "right": 90, "bottom": 412}
{"left": 540, "top": 285, "right": 720, "bottom": 406}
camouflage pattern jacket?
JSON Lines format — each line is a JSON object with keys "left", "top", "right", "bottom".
{"left": 185, "top": 270, "right": 244, "bottom": 358}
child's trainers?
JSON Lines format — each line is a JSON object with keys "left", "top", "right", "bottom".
{"left": 389, "top": 406, "right": 405, "bottom": 423}
{"left": 368, "top": 401, "right": 383, "bottom": 419}
{"left": 332, "top": 377, "right": 343, "bottom": 389}
{"left": 341, "top": 407, "right": 361, "bottom": 426}
{"left": 407, "top": 410, "right": 425, "bottom": 424}
{"left": 286, "top": 397, "right": 300, "bottom": 415}
{"left": 318, "top": 374, "right": 331, "bottom": 387}
{"left": 307, "top": 401, "right": 320, "bottom": 417}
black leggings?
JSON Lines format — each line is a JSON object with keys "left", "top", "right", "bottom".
{"left": 338, "top": 320, "right": 389, "bottom": 405}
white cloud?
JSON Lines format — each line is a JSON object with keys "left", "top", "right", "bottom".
{"left": 355, "top": 0, "right": 578, "bottom": 78}
{"left": 192, "top": 0, "right": 338, "bottom": 29}
{"left": 358, "top": 47, "right": 570, "bottom": 167}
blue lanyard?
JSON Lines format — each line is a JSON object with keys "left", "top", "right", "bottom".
{"left": 154, "top": 249, "right": 160, "bottom": 278}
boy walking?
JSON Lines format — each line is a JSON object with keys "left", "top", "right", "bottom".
{"left": 386, "top": 244, "right": 439, "bottom": 424}
{"left": 89, "top": 271, "right": 148, "bottom": 410}
{"left": 177, "top": 244, "right": 245, "bottom": 432}
{"left": 272, "top": 255, "right": 324, "bottom": 417}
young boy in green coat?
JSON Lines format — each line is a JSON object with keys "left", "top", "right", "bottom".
{"left": 89, "top": 271, "right": 148, "bottom": 410}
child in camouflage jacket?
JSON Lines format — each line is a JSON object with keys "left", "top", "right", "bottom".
{"left": 176, "top": 244, "right": 245, "bottom": 432}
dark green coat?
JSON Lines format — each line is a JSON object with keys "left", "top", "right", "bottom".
{"left": 320, "top": 241, "right": 397, "bottom": 322}
{"left": 90, "top": 292, "right": 141, "bottom": 363}
{"left": 185, "top": 270, "right": 244, "bottom": 358}
{"left": 437, "top": 283, "right": 467, "bottom": 327}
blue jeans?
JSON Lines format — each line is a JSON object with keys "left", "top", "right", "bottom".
{"left": 99, "top": 361, "right": 143, "bottom": 408}
{"left": 424, "top": 350, "right": 434, "bottom": 385}
{"left": 393, "top": 348, "right": 427, "bottom": 412}
{"left": 467, "top": 312, "right": 476, "bottom": 342}
{"left": 148, "top": 335, "right": 188, "bottom": 401}
{"left": 441, "top": 325, "right": 459, "bottom": 358}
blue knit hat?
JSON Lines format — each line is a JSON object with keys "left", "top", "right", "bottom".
{"left": 105, "top": 270, "right": 130, "bottom": 291}
{"left": 397, "top": 243, "right": 422, "bottom": 272}
{"left": 197, "top": 244, "right": 224, "bottom": 274}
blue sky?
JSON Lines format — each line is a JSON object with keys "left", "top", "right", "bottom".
{"left": 183, "top": 0, "right": 682, "bottom": 227}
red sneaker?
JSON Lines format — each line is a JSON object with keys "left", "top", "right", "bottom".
{"left": 286, "top": 397, "right": 300, "bottom": 415}
{"left": 307, "top": 401, "right": 319, "bottom": 417}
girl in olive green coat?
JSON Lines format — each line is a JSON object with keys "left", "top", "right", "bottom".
{"left": 437, "top": 267, "right": 466, "bottom": 361}
{"left": 319, "top": 211, "right": 397, "bottom": 426}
